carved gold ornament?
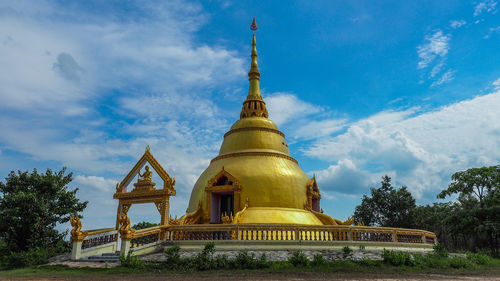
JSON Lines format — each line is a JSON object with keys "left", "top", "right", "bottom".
{"left": 70, "top": 216, "right": 88, "bottom": 241}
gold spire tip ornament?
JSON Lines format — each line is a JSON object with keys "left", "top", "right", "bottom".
{"left": 250, "top": 17, "right": 258, "bottom": 31}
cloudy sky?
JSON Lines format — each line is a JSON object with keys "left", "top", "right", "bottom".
{"left": 0, "top": 0, "right": 499, "bottom": 229}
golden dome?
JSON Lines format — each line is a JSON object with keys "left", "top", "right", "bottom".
{"left": 185, "top": 20, "right": 342, "bottom": 226}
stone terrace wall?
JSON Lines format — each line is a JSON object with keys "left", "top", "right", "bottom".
{"left": 142, "top": 249, "right": 387, "bottom": 262}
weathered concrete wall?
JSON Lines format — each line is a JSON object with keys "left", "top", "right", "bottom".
{"left": 141, "top": 241, "right": 434, "bottom": 262}
{"left": 175, "top": 249, "right": 385, "bottom": 261}
{"left": 79, "top": 243, "right": 117, "bottom": 259}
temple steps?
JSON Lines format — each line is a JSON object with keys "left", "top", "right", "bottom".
{"left": 83, "top": 252, "right": 120, "bottom": 262}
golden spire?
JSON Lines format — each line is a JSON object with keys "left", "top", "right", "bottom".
{"left": 240, "top": 18, "right": 269, "bottom": 119}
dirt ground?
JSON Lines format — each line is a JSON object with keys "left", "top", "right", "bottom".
{"left": 1, "top": 272, "right": 500, "bottom": 281}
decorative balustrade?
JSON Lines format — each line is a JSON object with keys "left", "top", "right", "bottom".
{"left": 397, "top": 233, "right": 424, "bottom": 243}
{"left": 130, "top": 226, "right": 161, "bottom": 248}
{"left": 351, "top": 228, "right": 393, "bottom": 242}
{"left": 426, "top": 235, "right": 436, "bottom": 244}
{"left": 162, "top": 224, "right": 436, "bottom": 244}
{"left": 81, "top": 228, "right": 117, "bottom": 250}
{"left": 71, "top": 224, "right": 436, "bottom": 259}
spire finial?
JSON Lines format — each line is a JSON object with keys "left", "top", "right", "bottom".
{"left": 250, "top": 17, "right": 258, "bottom": 31}
{"left": 239, "top": 18, "right": 268, "bottom": 119}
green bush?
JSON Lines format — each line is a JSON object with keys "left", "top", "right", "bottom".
{"left": 357, "top": 257, "right": 379, "bottom": 266}
{"left": 432, "top": 243, "right": 449, "bottom": 258}
{"left": 311, "top": 253, "right": 327, "bottom": 266}
{"left": 201, "top": 242, "right": 216, "bottom": 257}
{"left": 342, "top": 246, "right": 353, "bottom": 255}
{"left": 165, "top": 246, "right": 181, "bottom": 261}
{"left": 1, "top": 247, "right": 50, "bottom": 269}
{"left": 231, "top": 251, "right": 256, "bottom": 269}
{"left": 382, "top": 249, "right": 414, "bottom": 266}
{"left": 192, "top": 243, "right": 216, "bottom": 271}
{"left": 256, "top": 253, "right": 270, "bottom": 269}
{"left": 288, "top": 251, "right": 309, "bottom": 267}
{"left": 164, "top": 245, "right": 181, "bottom": 269}
{"left": 447, "top": 256, "right": 469, "bottom": 268}
{"left": 466, "top": 252, "right": 492, "bottom": 265}
{"left": 214, "top": 254, "right": 230, "bottom": 269}
{"left": 119, "top": 251, "right": 144, "bottom": 269}
{"left": 412, "top": 253, "right": 426, "bottom": 266}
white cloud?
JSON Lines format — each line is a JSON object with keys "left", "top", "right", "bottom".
{"left": 430, "top": 61, "right": 445, "bottom": 78}
{"left": 292, "top": 119, "right": 347, "bottom": 140}
{"left": 74, "top": 175, "right": 117, "bottom": 192}
{"left": 493, "top": 77, "right": 500, "bottom": 90}
{"left": 474, "top": 0, "right": 498, "bottom": 17}
{"left": 431, "top": 69, "right": 456, "bottom": 87}
{"left": 0, "top": 1, "right": 246, "bottom": 229}
{"left": 265, "top": 93, "right": 323, "bottom": 126}
{"left": 321, "top": 191, "right": 337, "bottom": 201}
{"left": 264, "top": 92, "right": 348, "bottom": 142}
{"left": 417, "top": 30, "right": 450, "bottom": 70}
{"left": 484, "top": 25, "right": 500, "bottom": 38}
{"left": 0, "top": 1, "right": 244, "bottom": 115}
{"left": 305, "top": 91, "right": 500, "bottom": 199}
{"left": 450, "top": 20, "right": 466, "bottom": 29}
{"left": 314, "top": 159, "right": 378, "bottom": 195}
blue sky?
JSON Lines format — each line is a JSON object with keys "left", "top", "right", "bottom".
{"left": 0, "top": 0, "right": 499, "bottom": 230}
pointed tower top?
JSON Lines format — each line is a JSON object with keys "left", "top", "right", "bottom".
{"left": 250, "top": 17, "right": 258, "bottom": 31}
{"left": 240, "top": 18, "right": 268, "bottom": 119}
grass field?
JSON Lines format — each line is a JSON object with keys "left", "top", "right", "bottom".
{"left": 1, "top": 258, "right": 500, "bottom": 280}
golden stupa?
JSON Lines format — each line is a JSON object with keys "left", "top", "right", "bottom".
{"left": 183, "top": 19, "right": 349, "bottom": 226}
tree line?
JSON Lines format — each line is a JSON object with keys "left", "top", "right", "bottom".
{"left": 354, "top": 165, "right": 499, "bottom": 256}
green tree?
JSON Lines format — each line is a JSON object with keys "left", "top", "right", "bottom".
{"left": 437, "top": 165, "right": 500, "bottom": 255}
{"left": 0, "top": 168, "right": 87, "bottom": 261}
{"left": 354, "top": 175, "right": 416, "bottom": 228}
{"left": 438, "top": 166, "right": 499, "bottom": 207}
{"left": 132, "top": 221, "right": 159, "bottom": 230}
{"left": 413, "top": 202, "right": 459, "bottom": 250}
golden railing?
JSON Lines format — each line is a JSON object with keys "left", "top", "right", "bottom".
{"left": 81, "top": 228, "right": 118, "bottom": 250}
{"left": 130, "top": 226, "right": 161, "bottom": 248}
{"left": 161, "top": 224, "right": 437, "bottom": 244}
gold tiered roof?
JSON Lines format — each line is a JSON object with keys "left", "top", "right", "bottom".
{"left": 185, "top": 19, "right": 345, "bottom": 225}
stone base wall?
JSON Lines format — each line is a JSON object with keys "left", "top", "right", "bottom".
{"left": 178, "top": 249, "right": 384, "bottom": 261}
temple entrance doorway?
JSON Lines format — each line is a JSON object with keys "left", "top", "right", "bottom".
{"left": 210, "top": 192, "right": 234, "bottom": 224}
{"left": 312, "top": 197, "right": 320, "bottom": 212}
{"left": 205, "top": 168, "right": 242, "bottom": 224}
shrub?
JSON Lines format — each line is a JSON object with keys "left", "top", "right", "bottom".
{"left": 358, "top": 245, "right": 366, "bottom": 251}
{"left": 164, "top": 245, "right": 181, "bottom": 269}
{"left": 311, "top": 253, "right": 327, "bottom": 266}
{"left": 165, "top": 246, "right": 181, "bottom": 262}
{"left": 412, "top": 253, "right": 426, "bottom": 266}
{"left": 358, "top": 257, "right": 379, "bottom": 266}
{"left": 1, "top": 247, "right": 50, "bottom": 269}
{"left": 214, "top": 254, "right": 230, "bottom": 269}
{"left": 432, "top": 243, "right": 449, "bottom": 258}
{"left": 382, "top": 249, "right": 414, "bottom": 266}
{"left": 447, "top": 256, "right": 469, "bottom": 268}
{"left": 232, "top": 251, "right": 257, "bottom": 269}
{"left": 288, "top": 251, "right": 309, "bottom": 267}
{"left": 119, "top": 251, "right": 144, "bottom": 269}
{"left": 342, "top": 246, "right": 353, "bottom": 255}
{"left": 192, "top": 243, "right": 214, "bottom": 271}
{"left": 201, "top": 242, "right": 216, "bottom": 257}
{"left": 256, "top": 253, "right": 270, "bottom": 269}
{"left": 466, "top": 252, "right": 492, "bottom": 265}
{"left": 420, "top": 254, "right": 447, "bottom": 268}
